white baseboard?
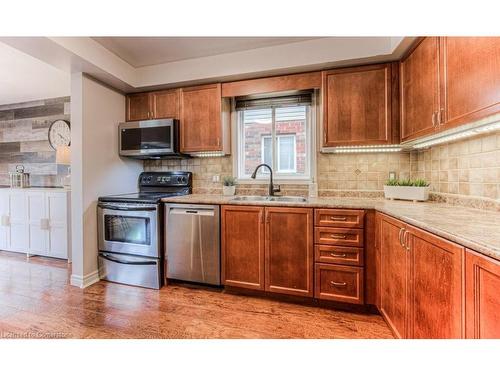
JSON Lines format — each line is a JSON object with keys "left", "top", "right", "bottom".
{"left": 70, "top": 269, "right": 100, "bottom": 289}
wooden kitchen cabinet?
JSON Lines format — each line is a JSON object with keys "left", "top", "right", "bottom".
{"left": 221, "top": 205, "right": 265, "bottom": 290}
{"left": 180, "top": 83, "right": 222, "bottom": 152}
{"left": 439, "top": 37, "right": 500, "bottom": 130}
{"left": 379, "top": 213, "right": 464, "bottom": 339}
{"left": 379, "top": 214, "right": 408, "bottom": 338}
{"left": 126, "top": 89, "right": 180, "bottom": 121}
{"left": 126, "top": 92, "right": 151, "bottom": 121}
{"left": 322, "top": 63, "right": 396, "bottom": 147}
{"left": 221, "top": 205, "right": 313, "bottom": 297}
{"left": 400, "top": 37, "right": 441, "bottom": 142}
{"left": 465, "top": 250, "right": 500, "bottom": 338}
{"left": 406, "top": 225, "right": 464, "bottom": 339}
{"left": 265, "top": 207, "right": 314, "bottom": 297}
{"left": 401, "top": 37, "right": 500, "bottom": 142}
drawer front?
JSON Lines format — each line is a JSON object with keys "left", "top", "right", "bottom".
{"left": 315, "top": 227, "right": 364, "bottom": 247}
{"left": 315, "top": 209, "right": 365, "bottom": 228}
{"left": 314, "top": 263, "right": 364, "bottom": 304}
{"left": 315, "top": 245, "right": 364, "bottom": 266}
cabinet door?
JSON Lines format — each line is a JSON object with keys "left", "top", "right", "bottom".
{"left": 221, "top": 205, "right": 265, "bottom": 290}
{"left": 322, "top": 64, "right": 393, "bottom": 147}
{"left": 46, "top": 192, "right": 68, "bottom": 259}
{"left": 440, "top": 37, "right": 500, "bottom": 130}
{"left": 407, "top": 226, "right": 464, "bottom": 339}
{"left": 265, "top": 207, "right": 313, "bottom": 297}
{"left": 400, "top": 37, "right": 440, "bottom": 141}
{"left": 180, "top": 84, "right": 222, "bottom": 152}
{"left": 126, "top": 92, "right": 151, "bottom": 121}
{"left": 8, "top": 191, "right": 28, "bottom": 252}
{"left": 152, "top": 89, "right": 180, "bottom": 119}
{"left": 27, "top": 192, "right": 48, "bottom": 255}
{"left": 465, "top": 250, "right": 500, "bottom": 339}
{"left": 0, "top": 191, "right": 9, "bottom": 250}
{"left": 379, "top": 214, "right": 408, "bottom": 338}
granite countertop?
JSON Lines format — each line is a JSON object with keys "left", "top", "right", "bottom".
{"left": 162, "top": 194, "right": 500, "bottom": 262}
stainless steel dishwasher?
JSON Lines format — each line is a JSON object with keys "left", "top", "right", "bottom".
{"left": 165, "top": 203, "right": 220, "bottom": 285}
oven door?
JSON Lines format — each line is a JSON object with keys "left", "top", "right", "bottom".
{"left": 119, "top": 119, "right": 175, "bottom": 157}
{"left": 97, "top": 202, "right": 159, "bottom": 258}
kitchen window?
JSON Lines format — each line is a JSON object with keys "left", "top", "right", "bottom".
{"left": 235, "top": 93, "right": 312, "bottom": 181}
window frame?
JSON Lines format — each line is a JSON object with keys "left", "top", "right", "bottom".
{"left": 236, "top": 104, "right": 312, "bottom": 182}
{"left": 261, "top": 134, "right": 297, "bottom": 173}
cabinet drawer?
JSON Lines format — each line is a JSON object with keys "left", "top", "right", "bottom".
{"left": 315, "top": 245, "right": 364, "bottom": 266}
{"left": 315, "top": 227, "right": 364, "bottom": 247}
{"left": 315, "top": 209, "right": 364, "bottom": 228}
{"left": 314, "top": 263, "right": 364, "bottom": 304}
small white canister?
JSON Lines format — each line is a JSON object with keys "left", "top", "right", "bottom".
{"left": 9, "top": 165, "right": 30, "bottom": 188}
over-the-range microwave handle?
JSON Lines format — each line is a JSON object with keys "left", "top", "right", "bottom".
{"left": 97, "top": 203, "right": 157, "bottom": 211}
{"left": 100, "top": 253, "right": 157, "bottom": 266}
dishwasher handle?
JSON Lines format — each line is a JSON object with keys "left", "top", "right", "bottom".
{"left": 169, "top": 207, "right": 215, "bottom": 217}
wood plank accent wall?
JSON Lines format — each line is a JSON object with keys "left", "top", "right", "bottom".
{"left": 0, "top": 97, "right": 70, "bottom": 187}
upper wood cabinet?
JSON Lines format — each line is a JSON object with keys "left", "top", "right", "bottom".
{"left": 180, "top": 84, "right": 223, "bottom": 153}
{"left": 126, "top": 89, "right": 180, "bottom": 121}
{"left": 400, "top": 37, "right": 441, "bottom": 142}
{"left": 465, "top": 250, "right": 500, "bottom": 339}
{"left": 265, "top": 207, "right": 314, "bottom": 297}
{"left": 126, "top": 92, "right": 152, "bottom": 121}
{"left": 401, "top": 37, "right": 500, "bottom": 142}
{"left": 221, "top": 205, "right": 265, "bottom": 290}
{"left": 440, "top": 37, "right": 500, "bottom": 130}
{"left": 379, "top": 213, "right": 464, "bottom": 339}
{"left": 322, "top": 63, "right": 397, "bottom": 147}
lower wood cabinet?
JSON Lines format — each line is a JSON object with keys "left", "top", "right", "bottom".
{"left": 221, "top": 205, "right": 313, "bottom": 297}
{"left": 221, "top": 205, "right": 265, "bottom": 290}
{"left": 265, "top": 207, "right": 314, "bottom": 297}
{"left": 315, "top": 263, "right": 364, "bottom": 304}
{"left": 379, "top": 213, "right": 464, "bottom": 339}
{"left": 465, "top": 250, "right": 500, "bottom": 339}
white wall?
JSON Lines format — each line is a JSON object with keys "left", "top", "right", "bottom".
{"left": 70, "top": 73, "right": 142, "bottom": 288}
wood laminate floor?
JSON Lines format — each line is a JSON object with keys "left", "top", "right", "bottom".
{"left": 0, "top": 251, "right": 393, "bottom": 339}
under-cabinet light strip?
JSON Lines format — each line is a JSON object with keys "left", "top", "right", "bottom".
{"left": 412, "top": 121, "right": 500, "bottom": 149}
{"left": 189, "top": 151, "right": 226, "bottom": 158}
{"left": 324, "top": 145, "right": 403, "bottom": 154}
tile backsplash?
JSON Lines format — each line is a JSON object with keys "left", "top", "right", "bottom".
{"left": 0, "top": 97, "right": 71, "bottom": 187}
{"left": 410, "top": 131, "right": 500, "bottom": 201}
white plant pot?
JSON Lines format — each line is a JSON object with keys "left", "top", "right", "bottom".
{"left": 223, "top": 185, "right": 236, "bottom": 196}
{"left": 383, "top": 185, "right": 430, "bottom": 202}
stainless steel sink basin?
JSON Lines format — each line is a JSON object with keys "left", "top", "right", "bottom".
{"left": 268, "top": 196, "right": 308, "bottom": 203}
{"left": 231, "top": 196, "right": 269, "bottom": 201}
{"left": 231, "top": 195, "right": 308, "bottom": 203}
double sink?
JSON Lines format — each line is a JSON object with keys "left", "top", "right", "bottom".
{"left": 231, "top": 195, "right": 308, "bottom": 203}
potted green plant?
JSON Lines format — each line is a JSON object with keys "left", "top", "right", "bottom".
{"left": 384, "top": 178, "right": 430, "bottom": 202}
{"left": 222, "top": 176, "right": 237, "bottom": 196}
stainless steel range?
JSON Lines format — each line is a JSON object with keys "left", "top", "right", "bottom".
{"left": 97, "top": 171, "right": 192, "bottom": 289}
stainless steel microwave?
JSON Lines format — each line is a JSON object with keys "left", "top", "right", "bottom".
{"left": 119, "top": 119, "right": 186, "bottom": 159}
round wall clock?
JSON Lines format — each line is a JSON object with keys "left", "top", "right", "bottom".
{"left": 48, "top": 120, "right": 71, "bottom": 150}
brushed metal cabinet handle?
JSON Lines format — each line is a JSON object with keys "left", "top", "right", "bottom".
{"left": 330, "top": 216, "right": 347, "bottom": 221}
{"left": 398, "top": 228, "right": 404, "bottom": 247}
{"left": 330, "top": 253, "right": 347, "bottom": 258}
{"left": 330, "top": 234, "right": 346, "bottom": 239}
{"left": 330, "top": 281, "right": 347, "bottom": 287}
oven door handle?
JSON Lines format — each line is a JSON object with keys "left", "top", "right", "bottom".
{"left": 98, "top": 203, "right": 157, "bottom": 211}
{"left": 100, "top": 253, "right": 157, "bottom": 266}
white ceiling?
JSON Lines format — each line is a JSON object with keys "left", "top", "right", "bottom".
{"left": 0, "top": 42, "right": 70, "bottom": 106}
{"left": 92, "top": 37, "right": 320, "bottom": 67}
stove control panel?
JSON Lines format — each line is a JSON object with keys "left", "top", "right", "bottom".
{"left": 139, "top": 171, "right": 192, "bottom": 187}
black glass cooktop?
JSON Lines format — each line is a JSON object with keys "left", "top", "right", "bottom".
{"left": 98, "top": 191, "right": 187, "bottom": 204}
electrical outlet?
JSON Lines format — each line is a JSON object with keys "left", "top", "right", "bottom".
{"left": 212, "top": 175, "right": 220, "bottom": 183}
{"left": 389, "top": 171, "right": 397, "bottom": 180}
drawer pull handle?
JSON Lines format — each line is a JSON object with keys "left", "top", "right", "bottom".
{"left": 330, "top": 281, "right": 347, "bottom": 287}
{"left": 330, "top": 234, "right": 346, "bottom": 239}
{"left": 330, "top": 253, "right": 347, "bottom": 258}
{"left": 330, "top": 216, "right": 347, "bottom": 221}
